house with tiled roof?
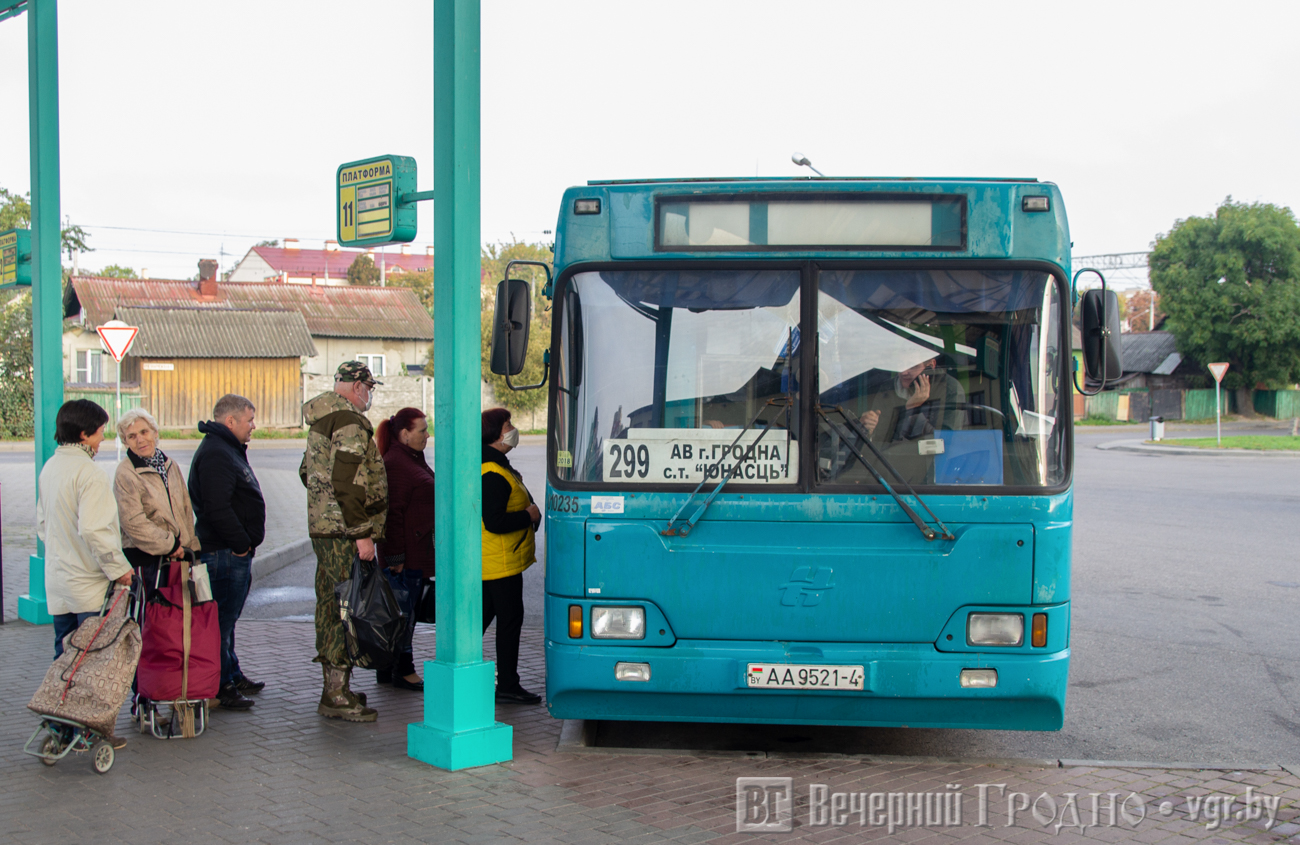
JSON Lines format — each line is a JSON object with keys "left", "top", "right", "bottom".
{"left": 62, "top": 272, "right": 435, "bottom": 427}
{"left": 227, "top": 238, "right": 435, "bottom": 285}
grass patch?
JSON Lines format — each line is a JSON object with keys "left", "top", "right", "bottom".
{"left": 1155, "top": 436, "right": 1300, "bottom": 451}
{"left": 158, "top": 428, "right": 308, "bottom": 440}
{"left": 1076, "top": 415, "right": 1138, "bottom": 426}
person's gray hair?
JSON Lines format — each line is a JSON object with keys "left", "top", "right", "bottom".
{"left": 212, "top": 393, "right": 255, "bottom": 422}
{"left": 116, "top": 407, "right": 159, "bottom": 441}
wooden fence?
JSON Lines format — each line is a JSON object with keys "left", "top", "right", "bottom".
{"left": 138, "top": 358, "right": 303, "bottom": 429}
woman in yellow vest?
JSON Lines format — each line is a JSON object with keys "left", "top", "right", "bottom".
{"left": 481, "top": 408, "right": 542, "bottom": 704}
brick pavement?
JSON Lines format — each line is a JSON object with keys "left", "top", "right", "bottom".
{"left": 1, "top": 620, "right": 1298, "bottom": 845}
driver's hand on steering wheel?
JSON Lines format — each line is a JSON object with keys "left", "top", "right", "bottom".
{"left": 859, "top": 410, "right": 880, "bottom": 436}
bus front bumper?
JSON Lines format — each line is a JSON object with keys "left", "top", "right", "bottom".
{"left": 544, "top": 640, "right": 1067, "bottom": 730}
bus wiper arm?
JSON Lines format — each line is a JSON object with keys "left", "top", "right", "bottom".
{"left": 662, "top": 398, "right": 790, "bottom": 538}
{"left": 818, "top": 405, "right": 955, "bottom": 542}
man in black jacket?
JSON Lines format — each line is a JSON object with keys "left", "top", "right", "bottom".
{"left": 188, "top": 393, "right": 267, "bottom": 710}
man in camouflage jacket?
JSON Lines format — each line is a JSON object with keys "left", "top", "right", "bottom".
{"left": 299, "top": 361, "right": 388, "bottom": 722}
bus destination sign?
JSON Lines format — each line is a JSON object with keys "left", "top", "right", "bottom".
{"left": 336, "top": 155, "right": 417, "bottom": 248}
{"left": 603, "top": 429, "right": 798, "bottom": 485}
{"left": 0, "top": 228, "right": 32, "bottom": 288}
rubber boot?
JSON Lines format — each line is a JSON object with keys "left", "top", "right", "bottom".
{"left": 317, "top": 664, "right": 377, "bottom": 722}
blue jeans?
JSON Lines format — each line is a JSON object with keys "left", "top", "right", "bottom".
{"left": 202, "top": 549, "right": 253, "bottom": 686}
{"left": 384, "top": 568, "right": 421, "bottom": 673}
{"left": 52, "top": 612, "right": 97, "bottom": 661}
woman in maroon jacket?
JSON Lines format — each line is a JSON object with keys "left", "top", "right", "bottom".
{"left": 376, "top": 407, "right": 435, "bottom": 691}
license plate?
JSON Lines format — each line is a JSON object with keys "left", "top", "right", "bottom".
{"left": 746, "top": 663, "right": 864, "bottom": 690}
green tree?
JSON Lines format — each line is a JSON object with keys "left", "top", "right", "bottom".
{"left": 255, "top": 239, "right": 279, "bottom": 248}
{"left": 1149, "top": 198, "right": 1300, "bottom": 411}
{"left": 347, "top": 253, "right": 381, "bottom": 286}
{"left": 1, "top": 186, "right": 93, "bottom": 258}
{"left": 0, "top": 290, "right": 34, "bottom": 438}
{"left": 0, "top": 187, "right": 29, "bottom": 230}
{"left": 401, "top": 268, "right": 435, "bottom": 314}
{"left": 96, "top": 264, "right": 138, "bottom": 278}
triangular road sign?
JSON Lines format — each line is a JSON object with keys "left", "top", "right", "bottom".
{"left": 1207, "top": 362, "right": 1229, "bottom": 383}
{"left": 97, "top": 321, "right": 139, "bottom": 362}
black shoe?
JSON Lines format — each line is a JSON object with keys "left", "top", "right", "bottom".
{"left": 233, "top": 677, "right": 265, "bottom": 695}
{"left": 495, "top": 685, "right": 541, "bottom": 705}
{"left": 392, "top": 675, "right": 424, "bottom": 692}
{"left": 217, "top": 684, "right": 255, "bottom": 710}
{"left": 375, "top": 669, "right": 392, "bottom": 685}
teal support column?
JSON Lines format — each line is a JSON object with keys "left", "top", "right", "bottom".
{"left": 408, "top": 0, "right": 512, "bottom": 771}
{"left": 18, "top": 0, "right": 61, "bottom": 626}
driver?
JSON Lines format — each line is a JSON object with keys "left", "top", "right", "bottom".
{"left": 855, "top": 357, "right": 965, "bottom": 483}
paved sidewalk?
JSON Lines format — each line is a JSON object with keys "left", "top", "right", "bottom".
{"left": 2, "top": 620, "right": 1297, "bottom": 844}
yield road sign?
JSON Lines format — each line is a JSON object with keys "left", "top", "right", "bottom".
{"left": 96, "top": 320, "right": 139, "bottom": 362}
{"left": 1208, "top": 362, "right": 1229, "bottom": 383}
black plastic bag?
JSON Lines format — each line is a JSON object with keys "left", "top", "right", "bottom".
{"left": 415, "top": 577, "right": 436, "bottom": 624}
{"left": 334, "top": 555, "right": 404, "bottom": 670}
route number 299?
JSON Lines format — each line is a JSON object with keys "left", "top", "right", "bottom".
{"left": 608, "top": 443, "right": 650, "bottom": 479}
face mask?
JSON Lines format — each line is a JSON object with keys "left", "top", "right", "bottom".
{"left": 501, "top": 427, "right": 520, "bottom": 449}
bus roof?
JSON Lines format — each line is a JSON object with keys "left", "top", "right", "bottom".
{"left": 553, "top": 178, "right": 1070, "bottom": 270}
{"left": 588, "top": 176, "right": 1041, "bottom": 186}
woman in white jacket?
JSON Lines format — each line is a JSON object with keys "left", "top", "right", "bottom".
{"left": 35, "top": 400, "right": 134, "bottom": 661}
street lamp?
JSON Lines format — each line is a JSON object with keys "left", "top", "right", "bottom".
{"left": 791, "top": 152, "right": 825, "bottom": 177}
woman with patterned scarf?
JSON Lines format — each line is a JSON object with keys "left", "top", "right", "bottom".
{"left": 113, "top": 408, "right": 201, "bottom": 600}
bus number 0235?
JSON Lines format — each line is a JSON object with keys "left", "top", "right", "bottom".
{"left": 608, "top": 443, "right": 650, "bottom": 479}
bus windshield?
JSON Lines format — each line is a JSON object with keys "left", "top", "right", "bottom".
{"left": 817, "top": 269, "right": 1064, "bottom": 488}
{"left": 552, "top": 267, "right": 1065, "bottom": 489}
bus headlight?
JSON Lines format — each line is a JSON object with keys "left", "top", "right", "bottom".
{"left": 967, "top": 613, "right": 1024, "bottom": 646}
{"left": 591, "top": 606, "right": 646, "bottom": 639}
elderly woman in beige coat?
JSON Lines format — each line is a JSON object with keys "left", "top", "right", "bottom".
{"left": 113, "top": 409, "right": 201, "bottom": 593}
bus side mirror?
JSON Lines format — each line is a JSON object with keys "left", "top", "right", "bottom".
{"left": 1080, "top": 288, "right": 1122, "bottom": 381}
{"left": 490, "top": 279, "right": 531, "bottom": 377}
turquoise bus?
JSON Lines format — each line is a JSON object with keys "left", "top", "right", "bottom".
{"left": 491, "top": 177, "right": 1120, "bottom": 730}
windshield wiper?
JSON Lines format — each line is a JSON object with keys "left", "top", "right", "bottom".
{"left": 817, "top": 404, "right": 955, "bottom": 542}
{"left": 662, "top": 397, "right": 792, "bottom": 538}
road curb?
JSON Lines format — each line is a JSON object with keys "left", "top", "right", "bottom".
{"left": 1097, "top": 439, "right": 1300, "bottom": 457}
{"left": 252, "top": 538, "right": 313, "bottom": 581}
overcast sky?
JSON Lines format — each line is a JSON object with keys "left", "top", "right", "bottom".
{"left": 2, "top": 1, "right": 1297, "bottom": 288}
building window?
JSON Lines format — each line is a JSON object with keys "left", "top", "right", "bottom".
{"left": 356, "top": 354, "right": 385, "bottom": 377}
{"left": 75, "top": 349, "right": 104, "bottom": 383}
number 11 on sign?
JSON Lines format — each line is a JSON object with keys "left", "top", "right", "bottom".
{"left": 1208, "top": 362, "right": 1229, "bottom": 447}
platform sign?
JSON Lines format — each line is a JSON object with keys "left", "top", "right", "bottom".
{"left": 0, "top": 228, "right": 32, "bottom": 288}
{"left": 336, "top": 154, "right": 418, "bottom": 247}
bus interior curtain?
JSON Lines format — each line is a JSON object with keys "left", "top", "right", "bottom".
{"left": 599, "top": 269, "right": 801, "bottom": 311}
{"left": 819, "top": 270, "right": 1050, "bottom": 316}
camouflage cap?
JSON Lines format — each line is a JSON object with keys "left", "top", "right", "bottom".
{"left": 336, "top": 360, "right": 382, "bottom": 386}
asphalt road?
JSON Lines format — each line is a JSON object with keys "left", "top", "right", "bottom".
{"left": 231, "top": 423, "right": 1300, "bottom": 765}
